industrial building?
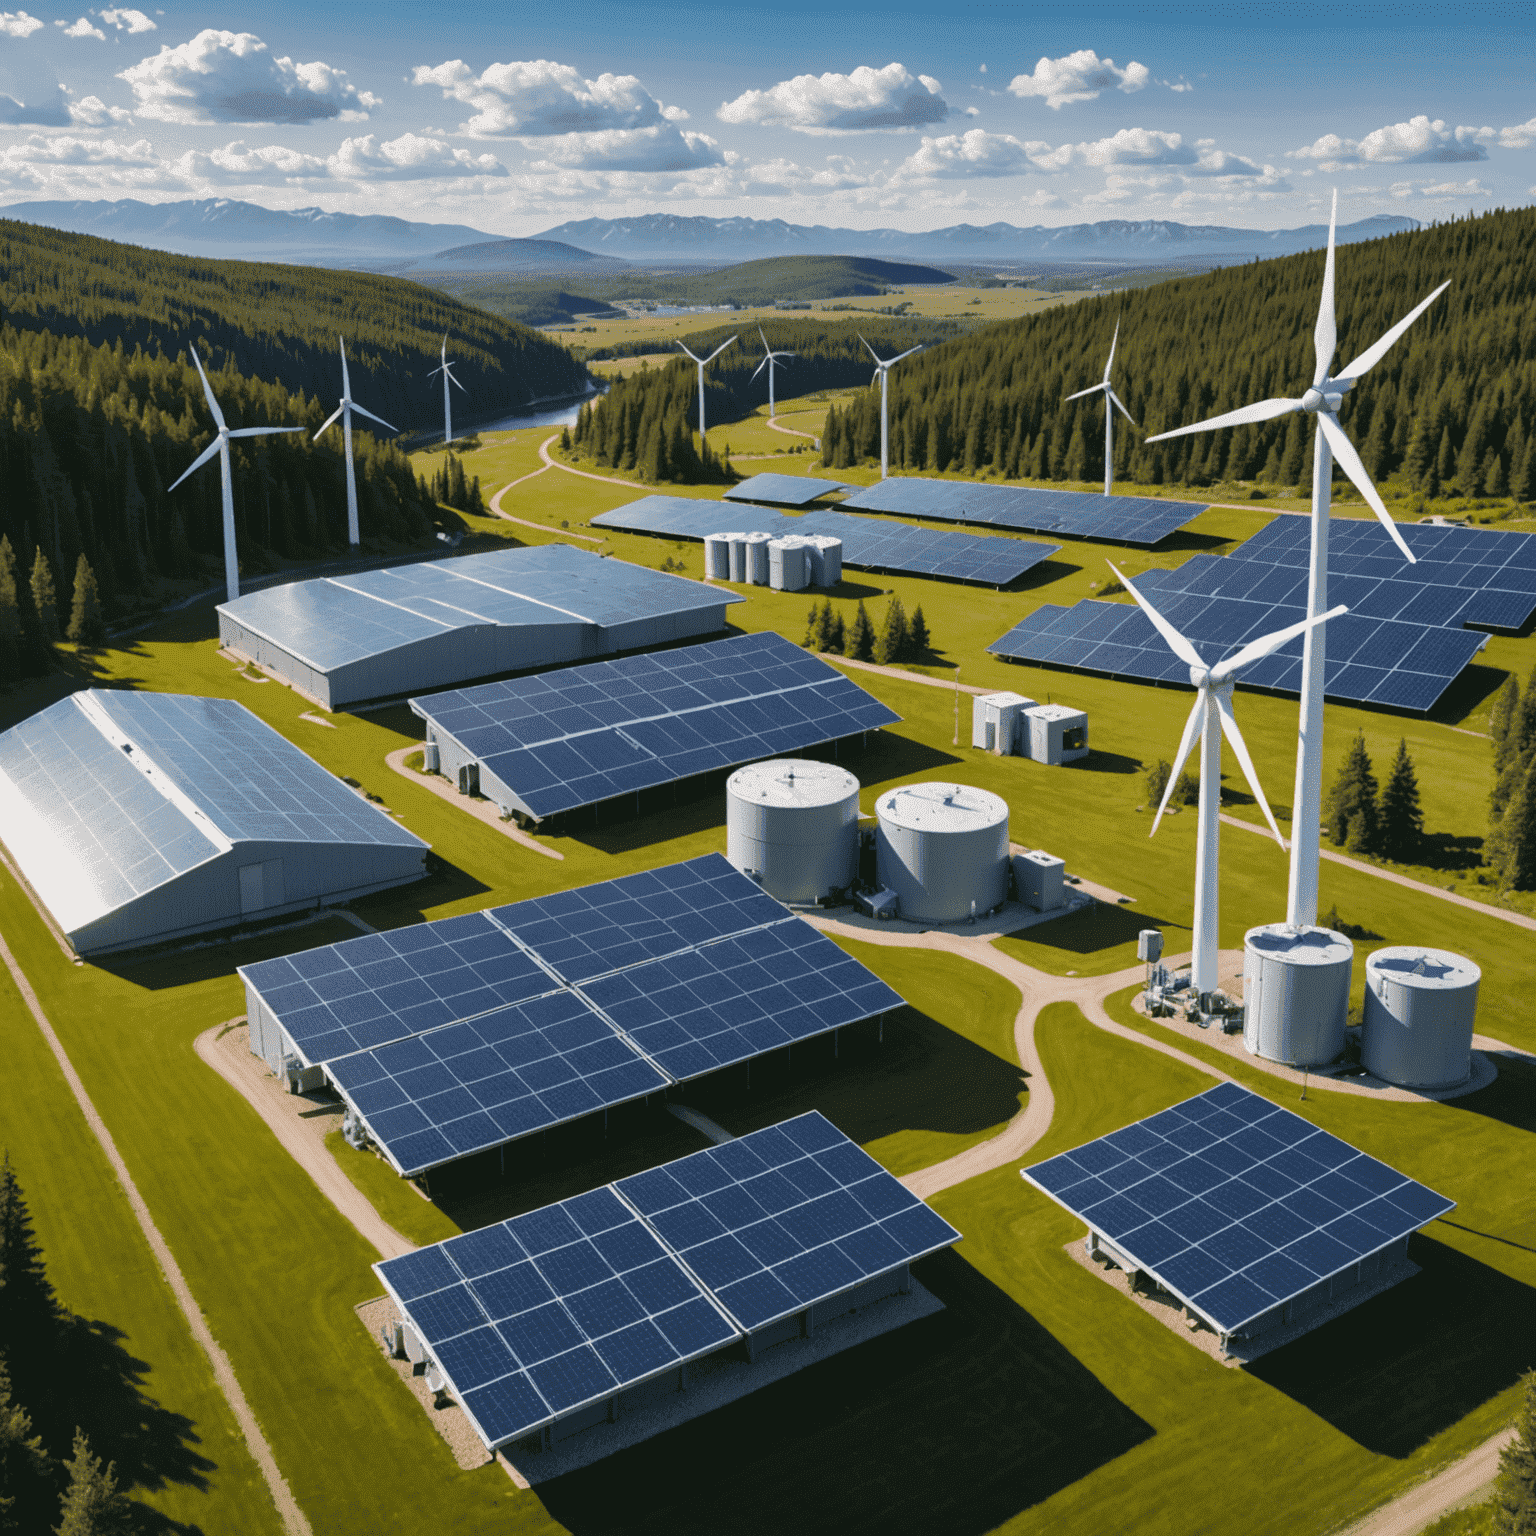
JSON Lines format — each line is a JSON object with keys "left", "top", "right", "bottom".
{"left": 970, "top": 693, "right": 1088, "bottom": 764}
{"left": 874, "top": 782, "right": 1010, "bottom": 923}
{"left": 216, "top": 544, "right": 743, "bottom": 711}
{"left": 373, "top": 1111, "right": 961, "bottom": 1456}
{"left": 0, "top": 690, "right": 428, "bottom": 955}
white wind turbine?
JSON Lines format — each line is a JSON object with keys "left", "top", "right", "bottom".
{"left": 676, "top": 335, "right": 737, "bottom": 441}
{"left": 169, "top": 346, "right": 305, "bottom": 604}
{"left": 860, "top": 335, "right": 922, "bottom": 480}
{"left": 1110, "top": 560, "right": 1346, "bottom": 999}
{"left": 1145, "top": 190, "right": 1448, "bottom": 928}
{"left": 751, "top": 325, "right": 795, "bottom": 419}
{"left": 1065, "top": 320, "right": 1137, "bottom": 496}
{"left": 315, "top": 336, "right": 400, "bottom": 548}
{"left": 429, "top": 335, "right": 466, "bottom": 445}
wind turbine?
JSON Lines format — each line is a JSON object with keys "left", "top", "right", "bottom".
{"left": 751, "top": 326, "right": 795, "bottom": 419}
{"left": 1110, "top": 560, "right": 1346, "bottom": 999}
{"left": 1065, "top": 320, "right": 1137, "bottom": 496}
{"left": 1145, "top": 190, "right": 1448, "bottom": 928}
{"left": 860, "top": 335, "right": 922, "bottom": 480}
{"left": 676, "top": 335, "right": 737, "bottom": 441}
{"left": 169, "top": 346, "right": 304, "bottom": 604}
{"left": 429, "top": 335, "right": 466, "bottom": 445}
{"left": 315, "top": 336, "right": 400, "bottom": 548}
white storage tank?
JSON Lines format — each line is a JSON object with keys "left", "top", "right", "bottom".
{"left": 875, "top": 782, "right": 1009, "bottom": 923}
{"left": 972, "top": 691, "right": 1035, "bottom": 754}
{"left": 805, "top": 536, "right": 843, "bottom": 588}
{"left": 1362, "top": 947, "right": 1480, "bottom": 1089}
{"left": 725, "top": 760, "right": 860, "bottom": 904}
{"left": 769, "top": 538, "right": 810, "bottom": 591}
{"left": 1022, "top": 703, "right": 1089, "bottom": 765}
{"left": 1013, "top": 849, "right": 1064, "bottom": 911}
{"left": 726, "top": 533, "right": 749, "bottom": 583}
{"left": 1242, "top": 923, "right": 1353, "bottom": 1067}
{"left": 704, "top": 534, "right": 730, "bottom": 581}
{"left": 744, "top": 531, "right": 772, "bottom": 585}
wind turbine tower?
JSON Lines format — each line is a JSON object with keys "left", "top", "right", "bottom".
{"left": 169, "top": 346, "right": 304, "bottom": 604}
{"left": 315, "top": 336, "right": 400, "bottom": 547}
{"left": 676, "top": 335, "right": 737, "bottom": 441}
{"left": 1111, "top": 560, "right": 1345, "bottom": 1000}
{"left": 1146, "top": 191, "right": 1447, "bottom": 927}
{"left": 429, "top": 335, "right": 466, "bottom": 445}
{"left": 860, "top": 336, "right": 922, "bottom": 480}
{"left": 1065, "top": 320, "right": 1137, "bottom": 496}
{"left": 751, "top": 326, "right": 796, "bottom": 419}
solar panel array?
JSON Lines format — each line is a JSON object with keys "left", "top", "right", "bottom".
{"left": 1022, "top": 1082, "right": 1454, "bottom": 1337}
{"left": 840, "top": 478, "right": 1204, "bottom": 547}
{"left": 239, "top": 855, "right": 904, "bottom": 1176}
{"left": 592, "top": 495, "right": 1057, "bottom": 587}
{"left": 375, "top": 1112, "right": 962, "bottom": 1448}
{"left": 724, "top": 473, "right": 848, "bottom": 507}
{"left": 410, "top": 631, "right": 900, "bottom": 821}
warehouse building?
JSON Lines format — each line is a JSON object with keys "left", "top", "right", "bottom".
{"left": 217, "top": 544, "right": 743, "bottom": 711}
{"left": 0, "top": 690, "right": 428, "bottom": 955}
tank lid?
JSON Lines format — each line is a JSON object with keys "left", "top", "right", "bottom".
{"left": 727, "top": 759, "right": 859, "bottom": 809}
{"left": 877, "top": 781, "right": 1008, "bottom": 833}
{"left": 978, "top": 691, "right": 1033, "bottom": 709}
{"left": 1365, "top": 946, "right": 1481, "bottom": 988}
{"left": 1026, "top": 702, "right": 1086, "bottom": 723}
{"left": 1243, "top": 922, "right": 1353, "bottom": 965}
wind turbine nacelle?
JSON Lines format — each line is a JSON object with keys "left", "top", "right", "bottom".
{"left": 1301, "top": 387, "right": 1345, "bottom": 414}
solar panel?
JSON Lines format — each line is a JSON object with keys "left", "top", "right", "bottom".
{"left": 591, "top": 495, "right": 1056, "bottom": 588}
{"left": 1021, "top": 1082, "right": 1454, "bottom": 1338}
{"left": 411, "top": 631, "right": 900, "bottom": 821}
{"left": 840, "top": 478, "right": 1202, "bottom": 548}
{"left": 375, "top": 1112, "right": 961, "bottom": 1449}
{"left": 724, "top": 474, "right": 848, "bottom": 507}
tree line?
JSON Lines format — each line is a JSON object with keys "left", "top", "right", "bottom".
{"left": 802, "top": 595, "right": 930, "bottom": 665}
{"left": 1488, "top": 662, "right": 1536, "bottom": 891}
{"left": 568, "top": 373, "right": 734, "bottom": 483}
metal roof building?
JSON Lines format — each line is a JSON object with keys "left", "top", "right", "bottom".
{"left": 216, "top": 545, "right": 744, "bottom": 711}
{"left": 0, "top": 690, "right": 428, "bottom": 955}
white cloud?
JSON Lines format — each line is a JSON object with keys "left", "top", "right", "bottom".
{"left": 0, "top": 9, "right": 43, "bottom": 36}
{"left": 717, "top": 62, "right": 946, "bottom": 133}
{"left": 119, "top": 30, "right": 380, "bottom": 124}
{"left": 99, "top": 7, "right": 156, "bottom": 31}
{"left": 68, "top": 93, "right": 133, "bottom": 124}
{"left": 59, "top": 16, "right": 106, "bottom": 38}
{"left": 525, "top": 124, "right": 723, "bottom": 173}
{"left": 411, "top": 58, "right": 668, "bottom": 137}
{"left": 329, "top": 132, "right": 506, "bottom": 180}
{"left": 0, "top": 87, "right": 73, "bottom": 126}
{"left": 1393, "top": 176, "right": 1491, "bottom": 201}
{"left": 1497, "top": 116, "right": 1536, "bottom": 149}
{"left": 1, "top": 132, "right": 156, "bottom": 167}
{"left": 166, "top": 138, "right": 328, "bottom": 183}
{"left": 895, "top": 129, "right": 1052, "bottom": 180}
{"left": 1289, "top": 115, "right": 1489, "bottom": 170}
{"left": 1054, "top": 127, "right": 1268, "bottom": 177}
{"left": 1007, "top": 50, "right": 1149, "bottom": 109}
{"left": 738, "top": 155, "right": 868, "bottom": 195}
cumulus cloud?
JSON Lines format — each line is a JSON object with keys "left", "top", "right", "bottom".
{"left": 738, "top": 155, "right": 868, "bottom": 195}
{"left": 525, "top": 124, "right": 723, "bottom": 173}
{"left": 411, "top": 58, "right": 669, "bottom": 137}
{"left": 717, "top": 62, "right": 946, "bottom": 133}
{"left": 1055, "top": 127, "right": 1267, "bottom": 176}
{"left": 68, "top": 93, "right": 134, "bottom": 124}
{"left": 329, "top": 132, "right": 506, "bottom": 180}
{"left": 119, "top": 30, "right": 380, "bottom": 124}
{"left": 99, "top": 7, "right": 155, "bottom": 31}
{"left": 1290, "top": 115, "right": 1489, "bottom": 170}
{"left": 59, "top": 16, "right": 106, "bottom": 38}
{"left": 0, "top": 87, "right": 73, "bottom": 126}
{"left": 1007, "top": 50, "right": 1149, "bottom": 109}
{"left": 1, "top": 132, "right": 156, "bottom": 167}
{"left": 1389, "top": 176, "right": 1491, "bottom": 201}
{"left": 895, "top": 129, "right": 1051, "bottom": 180}
{"left": 1497, "top": 116, "right": 1536, "bottom": 149}
{"left": 0, "top": 10, "right": 44, "bottom": 36}
{"left": 165, "top": 138, "right": 327, "bottom": 183}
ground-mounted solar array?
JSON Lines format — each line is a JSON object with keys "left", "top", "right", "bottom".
{"left": 410, "top": 631, "right": 900, "bottom": 821}
{"left": 840, "top": 478, "right": 1204, "bottom": 547}
{"left": 592, "top": 495, "right": 1057, "bottom": 587}
{"left": 374, "top": 1112, "right": 962, "bottom": 1449}
{"left": 1022, "top": 1082, "right": 1454, "bottom": 1338}
{"left": 240, "top": 856, "right": 904, "bottom": 1176}
{"left": 724, "top": 473, "right": 848, "bottom": 507}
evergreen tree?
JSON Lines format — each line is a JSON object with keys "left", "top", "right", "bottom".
{"left": 0, "top": 539, "right": 19, "bottom": 686}
{"left": 559, "top": 426, "right": 571, "bottom": 453}
{"left": 0, "top": 1358, "right": 53, "bottom": 1535}
{"left": 28, "top": 549, "right": 58, "bottom": 646}
{"left": 1325, "top": 734, "right": 1379, "bottom": 849}
{"left": 0, "top": 1155, "right": 62, "bottom": 1411}
{"left": 1144, "top": 758, "right": 1172, "bottom": 806}
{"left": 66, "top": 555, "right": 105, "bottom": 647}
{"left": 1512, "top": 419, "right": 1536, "bottom": 504}
{"left": 1492, "top": 675, "right": 1522, "bottom": 771}
{"left": 1492, "top": 1366, "right": 1536, "bottom": 1535}
{"left": 845, "top": 601, "right": 874, "bottom": 661}
{"left": 803, "top": 599, "right": 833, "bottom": 651}
{"left": 1378, "top": 739, "right": 1424, "bottom": 860}
{"left": 907, "top": 604, "right": 930, "bottom": 656}
{"left": 1172, "top": 767, "right": 1199, "bottom": 806}
{"left": 827, "top": 607, "right": 846, "bottom": 654}
{"left": 53, "top": 1430, "right": 132, "bottom": 1536}
{"left": 874, "top": 596, "right": 908, "bottom": 665}
{"left": 1488, "top": 759, "right": 1536, "bottom": 892}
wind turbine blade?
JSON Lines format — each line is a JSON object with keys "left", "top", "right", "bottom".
{"left": 1145, "top": 397, "right": 1302, "bottom": 443}
{"left": 339, "top": 335, "right": 350, "bottom": 400}
{"left": 428, "top": 365, "right": 443, "bottom": 381}
{"left": 1213, "top": 602, "right": 1347, "bottom": 680}
{"left": 1104, "top": 319, "right": 1119, "bottom": 384}
{"left": 1313, "top": 188, "right": 1338, "bottom": 387}
{"left": 441, "top": 334, "right": 448, "bottom": 362}
{"left": 1151, "top": 696, "right": 1205, "bottom": 839}
{"left": 1316, "top": 413, "right": 1417, "bottom": 564}
{"left": 446, "top": 368, "right": 467, "bottom": 393}
{"left": 1108, "top": 389, "right": 1138, "bottom": 428}
{"left": 187, "top": 346, "right": 227, "bottom": 432}
{"left": 871, "top": 367, "right": 881, "bottom": 387}
{"left": 758, "top": 324, "right": 771, "bottom": 353}
{"left": 314, "top": 404, "right": 345, "bottom": 440}
{"left": 676, "top": 341, "right": 702, "bottom": 363}
{"left": 858, "top": 334, "right": 882, "bottom": 365}
{"left": 167, "top": 437, "right": 222, "bottom": 493}
{"left": 1335, "top": 281, "right": 1451, "bottom": 385}
{"left": 350, "top": 403, "right": 399, "bottom": 433}
{"left": 751, "top": 357, "right": 768, "bottom": 382}
{"left": 892, "top": 344, "right": 923, "bottom": 364}
{"left": 1215, "top": 692, "right": 1285, "bottom": 848}
{"left": 1065, "top": 384, "right": 1105, "bottom": 402}
{"left": 1109, "top": 559, "right": 1203, "bottom": 669}
{"left": 229, "top": 425, "right": 306, "bottom": 438}
{"left": 705, "top": 335, "right": 738, "bottom": 363}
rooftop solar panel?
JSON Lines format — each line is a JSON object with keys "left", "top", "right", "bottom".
{"left": 411, "top": 631, "right": 900, "bottom": 821}
{"left": 1021, "top": 1082, "right": 1454, "bottom": 1338}
{"left": 724, "top": 473, "right": 849, "bottom": 507}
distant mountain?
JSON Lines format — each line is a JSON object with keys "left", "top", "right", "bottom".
{"left": 384, "top": 237, "right": 631, "bottom": 276}
{"left": 534, "top": 212, "right": 1421, "bottom": 264}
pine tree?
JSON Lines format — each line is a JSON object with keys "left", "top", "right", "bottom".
{"left": 1378, "top": 739, "right": 1423, "bottom": 860}
{"left": 1172, "top": 767, "right": 1199, "bottom": 806}
{"left": 0, "top": 1358, "right": 52, "bottom": 1535}
{"left": 28, "top": 549, "right": 58, "bottom": 646}
{"left": 1492, "top": 1366, "right": 1536, "bottom": 1535}
{"left": 1325, "top": 733, "right": 1379, "bottom": 849}
{"left": 1492, "top": 675, "right": 1522, "bottom": 771}
{"left": 907, "top": 604, "right": 930, "bottom": 656}
{"left": 827, "top": 607, "right": 846, "bottom": 654}
{"left": 845, "top": 601, "right": 874, "bottom": 661}
{"left": 0, "top": 1155, "right": 62, "bottom": 1410}
{"left": 0, "top": 539, "right": 19, "bottom": 686}
{"left": 53, "top": 1429, "right": 132, "bottom": 1536}
{"left": 1488, "top": 759, "right": 1536, "bottom": 892}
{"left": 1144, "top": 758, "right": 1172, "bottom": 806}
{"left": 874, "top": 596, "right": 908, "bottom": 665}
{"left": 66, "top": 555, "right": 105, "bottom": 647}
{"left": 803, "top": 600, "right": 830, "bottom": 650}
{"left": 1512, "top": 419, "right": 1536, "bottom": 504}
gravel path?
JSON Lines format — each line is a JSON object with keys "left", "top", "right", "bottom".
{"left": 489, "top": 454, "right": 606, "bottom": 542}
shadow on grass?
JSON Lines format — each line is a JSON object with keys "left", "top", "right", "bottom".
{"left": 1005, "top": 901, "right": 1179, "bottom": 957}
{"left": 1070, "top": 748, "right": 1141, "bottom": 776}
{"left": 1151, "top": 525, "right": 1238, "bottom": 555}
{"left": 536, "top": 1247, "right": 1154, "bottom": 1536}
{"left": 1428, "top": 663, "right": 1508, "bottom": 727}
{"left": 1443, "top": 1050, "right": 1536, "bottom": 1135}
{"left": 1244, "top": 1235, "right": 1536, "bottom": 1459}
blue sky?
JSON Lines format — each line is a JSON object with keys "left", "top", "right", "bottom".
{"left": 1, "top": 0, "right": 1531, "bottom": 234}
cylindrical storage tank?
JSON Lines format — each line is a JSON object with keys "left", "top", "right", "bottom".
{"left": 725, "top": 760, "right": 860, "bottom": 904}
{"left": 808, "top": 536, "right": 842, "bottom": 587}
{"left": 744, "top": 531, "right": 772, "bottom": 585}
{"left": 1242, "top": 923, "right": 1353, "bottom": 1067}
{"left": 874, "top": 782, "right": 1009, "bottom": 923}
{"left": 769, "top": 538, "right": 809, "bottom": 591}
{"left": 704, "top": 534, "right": 730, "bottom": 581}
{"left": 1362, "top": 947, "right": 1480, "bottom": 1089}
{"left": 726, "top": 533, "right": 748, "bottom": 584}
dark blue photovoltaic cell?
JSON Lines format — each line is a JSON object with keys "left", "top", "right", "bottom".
{"left": 1021, "top": 1083, "right": 1455, "bottom": 1336}
{"left": 410, "top": 631, "right": 899, "bottom": 820}
{"left": 724, "top": 473, "right": 848, "bottom": 507}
